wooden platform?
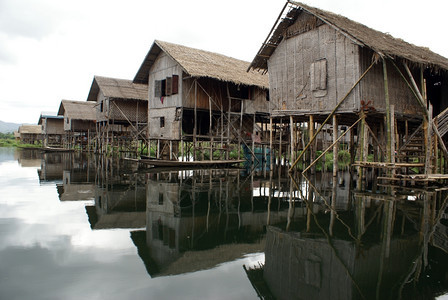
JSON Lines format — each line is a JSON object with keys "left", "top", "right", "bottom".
{"left": 127, "top": 158, "right": 245, "bottom": 169}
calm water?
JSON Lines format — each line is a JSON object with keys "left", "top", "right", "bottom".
{"left": 0, "top": 147, "right": 447, "bottom": 300}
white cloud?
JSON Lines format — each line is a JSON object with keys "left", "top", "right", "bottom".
{"left": 0, "top": 0, "right": 447, "bottom": 123}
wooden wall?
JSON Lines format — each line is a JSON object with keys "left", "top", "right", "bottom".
{"left": 268, "top": 14, "right": 361, "bottom": 115}
{"left": 148, "top": 53, "right": 183, "bottom": 110}
{"left": 359, "top": 48, "right": 421, "bottom": 117}
{"left": 148, "top": 107, "right": 181, "bottom": 140}
{"left": 45, "top": 118, "right": 64, "bottom": 135}
{"left": 109, "top": 99, "right": 148, "bottom": 123}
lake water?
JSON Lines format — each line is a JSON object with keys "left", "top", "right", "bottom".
{"left": 0, "top": 147, "right": 447, "bottom": 300}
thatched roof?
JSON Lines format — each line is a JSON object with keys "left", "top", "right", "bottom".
{"left": 58, "top": 100, "right": 96, "bottom": 121}
{"left": 87, "top": 76, "right": 148, "bottom": 102}
{"left": 249, "top": 1, "right": 448, "bottom": 71}
{"left": 134, "top": 40, "right": 268, "bottom": 88}
{"left": 18, "top": 125, "right": 42, "bottom": 134}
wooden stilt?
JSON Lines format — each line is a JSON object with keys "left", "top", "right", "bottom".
{"left": 333, "top": 115, "right": 338, "bottom": 177}
{"left": 309, "top": 115, "right": 315, "bottom": 174}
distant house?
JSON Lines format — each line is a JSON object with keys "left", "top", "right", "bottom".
{"left": 249, "top": 1, "right": 448, "bottom": 174}
{"left": 17, "top": 125, "right": 42, "bottom": 144}
{"left": 38, "top": 112, "right": 64, "bottom": 147}
{"left": 86, "top": 75, "right": 148, "bottom": 154}
{"left": 57, "top": 100, "right": 96, "bottom": 150}
{"left": 133, "top": 40, "right": 269, "bottom": 160}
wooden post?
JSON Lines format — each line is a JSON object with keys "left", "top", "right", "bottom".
{"left": 309, "top": 115, "right": 315, "bottom": 174}
{"left": 357, "top": 110, "right": 366, "bottom": 190}
{"left": 269, "top": 117, "right": 273, "bottom": 171}
{"left": 290, "top": 116, "right": 295, "bottom": 169}
{"left": 278, "top": 118, "right": 283, "bottom": 173}
{"left": 333, "top": 115, "right": 338, "bottom": 177}
{"left": 390, "top": 105, "right": 396, "bottom": 176}
{"left": 194, "top": 80, "right": 197, "bottom": 161}
{"left": 383, "top": 59, "right": 392, "bottom": 165}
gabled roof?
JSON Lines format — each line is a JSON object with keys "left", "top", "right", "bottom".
{"left": 87, "top": 76, "right": 148, "bottom": 102}
{"left": 18, "top": 125, "right": 42, "bottom": 134}
{"left": 134, "top": 40, "right": 269, "bottom": 88}
{"left": 57, "top": 100, "right": 96, "bottom": 121}
{"left": 249, "top": 1, "right": 448, "bottom": 71}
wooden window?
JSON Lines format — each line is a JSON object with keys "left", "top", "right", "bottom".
{"left": 310, "top": 59, "right": 327, "bottom": 91}
{"left": 172, "top": 75, "right": 179, "bottom": 94}
{"left": 166, "top": 77, "right": 172, "bottom": 96}
{"left": 160, "top": 117, "right": 165, "bottom": 128}
{"left": 154, "top": 80, "right": 162, "bottom": 97}
{"left": 100, "top": 101, "right": 103, "bottom": 112}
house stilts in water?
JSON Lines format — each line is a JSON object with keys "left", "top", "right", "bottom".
{"left": 87, "top": 76, "right": 148, "bottom": 156}
{"left": 58, "top": 100, "right": 96, "bottom": 150}
{"left": 38, "top": 112, "right": 64, "bottom": 147}
{"left": 133, "top": 40, "right": 269, "bottom": 162}
{"left": 249, "top": 1, "right": 448, "bottom": 186}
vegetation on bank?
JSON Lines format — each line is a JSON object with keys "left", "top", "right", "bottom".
{"left": 0, "top": 132, "right": 42, "bottom": 148}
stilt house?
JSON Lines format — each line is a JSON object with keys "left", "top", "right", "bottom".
{"left": 86, "top": 76, "right": 148, "bottom": 155}
{"left": 133, "top": 40, "right": 269, "bottom": 161}
{"left": 57, "top": 100, "right": 96, "bottom": 150}
{"left": 17, "top": 125, "right": 42, "bottom": 144}
{"left": 38, "top": 112, "right": 64, "bottom": 147}
{"left": 249, "top": 1, "right": 448, "bottom": 179}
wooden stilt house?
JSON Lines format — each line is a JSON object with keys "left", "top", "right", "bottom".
{"left": 249, "top": 1, "right": 448, "bottom": 182}
{"left": 86, "top": 76, "right": 148, "bottom": 155}
{"left": 57, "top": 100, "right": 96, "bottom": 150}
{"left": 17, "top": 125, "right": 42, "bottom": 145}
{"left": 133, "top": 40, "right": 269, "bottom": 161}
{"left": 38, "top": 112, "right": 64, "bottom": 147}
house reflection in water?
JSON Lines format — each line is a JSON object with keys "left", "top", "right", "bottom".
{"left": 85, "top": 157, "right": 146, "bottom": 229}
{"left": 131, "top": 169, "right": 311, "bottom": 277}
{"left": 245, "top": 175, "right": 448, "bottom": 300}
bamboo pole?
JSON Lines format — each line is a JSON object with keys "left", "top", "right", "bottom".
{"left": 309, "top": 115, "right": 315, "bottom": 174}
{"left": 302, "top": 116, "right": 363, "bottom": 173}
{"left": 383, "top": 59, "right": 392, "bottom": 165}
{"left": 269, "top": 117, "right": 273, "bottom": 171}
{"left": 401, "top": 62, "right": 448, "bottom": 160}
{"left": 333, "top": 115, "right": 338, "bottom": 177}
{"left": 290, "top": 60, "right": 376, "bottom": 171}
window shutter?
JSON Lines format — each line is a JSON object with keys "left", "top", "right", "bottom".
{"left": 172, "top": 75, "right": 179, "bottom": 94}
{"left": 310, "top": 59, "right": 327, "bottom": 91}
{"left": 166, "top": 77, "right": 172, "bottom": 96}
{"left": 154, "top": 80, "right": 162, "bottom": 97}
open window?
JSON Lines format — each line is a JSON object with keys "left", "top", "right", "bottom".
{"left": 160, "top": 117, "right": 165, "bottom": 128}
{"left": 155, "top": 75, "right": 179, "bottom": 99}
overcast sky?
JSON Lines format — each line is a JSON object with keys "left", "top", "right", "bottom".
{"left": 1, "top": 0, "right": 447, "bottom": 124}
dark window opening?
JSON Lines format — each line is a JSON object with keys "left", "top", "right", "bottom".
{"left": 228, "top": 83, "right": 250, "bottom": 100}
{"left": 159, "top": 192, "right": 164, "bottom": 205}
{"left": 160, "top": 117, "right": 165, "bottom": 128}
{"left": 161, "top": 79, "right": 166, "bottom": 97}
{"left": 172, "top": 75, "right": 179, "bottom": 94}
